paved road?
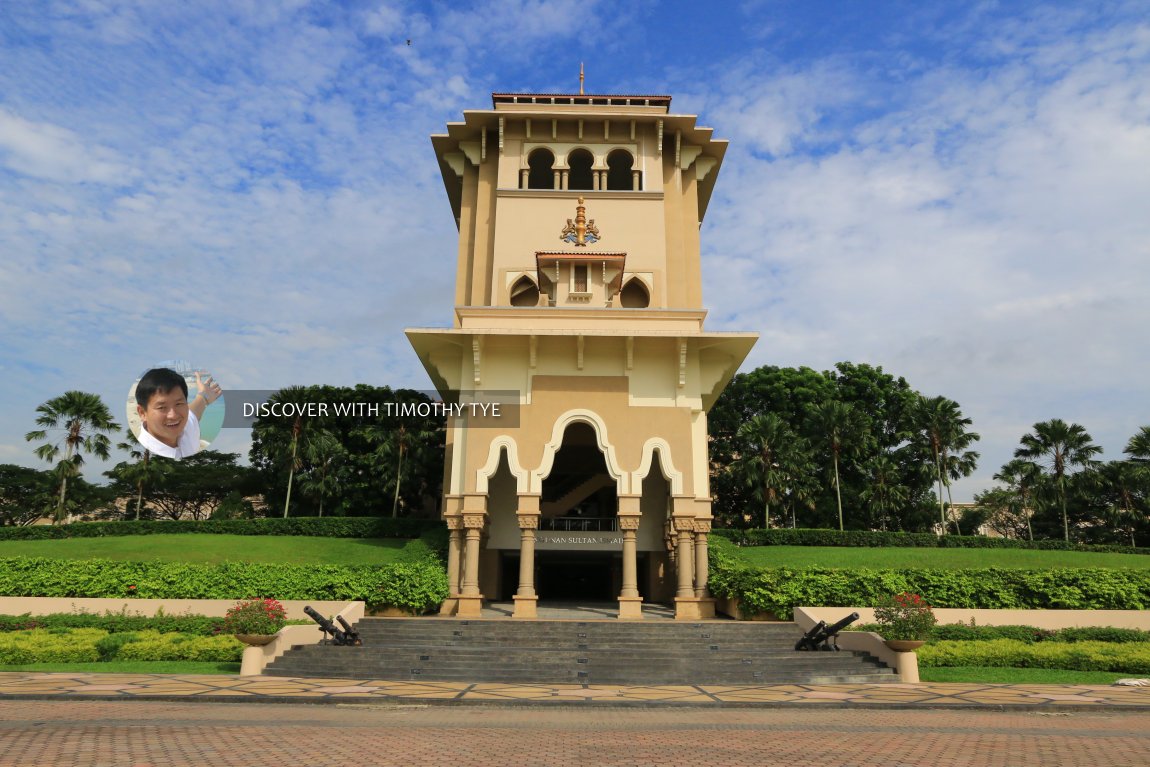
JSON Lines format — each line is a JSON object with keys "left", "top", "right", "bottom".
{"left": 1, "top": 700, "right": 1148, "bottom": 766}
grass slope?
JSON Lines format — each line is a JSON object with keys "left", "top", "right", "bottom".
{"left": 734, "top": 545, "right": 1150, "bottom": 569}
{"left": 0, "top": 535, "right": 408, "bottom": 565}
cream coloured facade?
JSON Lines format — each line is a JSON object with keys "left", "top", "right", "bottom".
{"left": 407, "top": 92, "right": 757, "bottom": 619}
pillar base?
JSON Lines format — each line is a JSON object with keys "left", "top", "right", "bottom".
{"left": 240, "top": 645, "right": 265, "bottom": 676}
{"left": 455, "top": 595, "right": 485, "bottom": 618}
{"left": 617, "top": 596, "right": 644, "bottom": 620}
{"left": 512, "top": 595, "right": 538, "bottom": 619}
{"left": 438, "top": 597, "right": 459, "bottom": 616}
{"left": 673, "top": 596, "right": 715, "bottom": 621}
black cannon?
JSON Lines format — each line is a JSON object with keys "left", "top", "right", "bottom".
{"left": 303, "top": 606, "right": 362, "bottom": 646}
{"left": 794, "top": 612, "right": 859, "bottom": 651}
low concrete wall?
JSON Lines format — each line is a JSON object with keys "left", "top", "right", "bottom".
{"left": 795, "top": 606, "right": 1150, "bottom": 684}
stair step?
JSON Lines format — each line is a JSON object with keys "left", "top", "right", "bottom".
{"left": 266, "top": 616, "right": 895, "bottom": 685}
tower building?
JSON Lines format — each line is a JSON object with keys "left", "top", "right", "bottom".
{"left": 407, "top": 90, "right": 757, "bottom": 619}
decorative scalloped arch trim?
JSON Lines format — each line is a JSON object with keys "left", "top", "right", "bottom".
{"left": 532, "top": 409, "right": 628, "bottom": 495}
{"left": 475, "top": 435, "right": 528, "bottom": 494}
{"left": 632, "top": 438, "right": 684, "bottom": 496}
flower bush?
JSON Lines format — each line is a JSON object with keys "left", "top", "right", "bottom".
{"left": 221, "top": 597, "right": 287, "bottom": 636}
{"left": 873, "top": 592, "right": 937, "bottom": 641}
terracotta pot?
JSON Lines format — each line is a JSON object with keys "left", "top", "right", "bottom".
{"left": 235, "top": 634, "right": 277, "bottom": 647}
{"left": 884, "top": 639, "right": 925, "bottom": 652}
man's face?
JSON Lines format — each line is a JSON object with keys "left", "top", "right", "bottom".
{"left": 137, "top": 387, "right": 188, "bottom": 448}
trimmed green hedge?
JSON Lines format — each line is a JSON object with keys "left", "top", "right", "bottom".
{"left": 0, "top": 537, "right": 450, "bottom": 614}
{"left": 919, "top": 639, "right": 1150, "bottom": 674}
{"left": 708, "top": 539, "right": 1150, "bottom": 619}
{"left": 0, "top": 628, "right": 241, "bottom": 665}
{"left": 711, "top": 527, "right": 1150, "bottom": 555}
{"left": 0, "top": 517, "right": 445, "bottom": 541}
{"left": 853, "top": 623, "right": 1150, "bottom": 644}
{"left": 0, "top": 611, "right": 227, "bottom": 635}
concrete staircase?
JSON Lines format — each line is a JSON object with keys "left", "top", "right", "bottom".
{"left": 265, "top": 617, "right": 897, "bottom": 685}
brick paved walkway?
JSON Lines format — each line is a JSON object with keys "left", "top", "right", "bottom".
{"left": 3, "top": 671, "right": 1150, "bottom": 710}
{"left": 1, "top": 699, "right": 1148, "bottom": 766}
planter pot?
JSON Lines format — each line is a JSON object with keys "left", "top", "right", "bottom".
{"left": 235, "top": 634, "right": 277, "bottom": 647}
{"left": 884, "top": 639, "right": 925, "bottom": 652}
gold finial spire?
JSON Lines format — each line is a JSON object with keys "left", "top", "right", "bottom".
{"left": 579, "top": 62, "right": 584, "bottom": 95}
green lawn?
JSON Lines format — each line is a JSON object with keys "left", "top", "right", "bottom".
{"left": 918, "top": 666, "right": 1133, "bottom": 685}
{"left": 0, "top": 661, "right": 241, "bottom": 674}
{"left": 0, "top": 534, "right": 409, "bottom": 565}
{"left": 733, "top": 545, "right": 1150, "bottom": 569}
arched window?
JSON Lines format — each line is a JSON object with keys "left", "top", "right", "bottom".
{"left": 528, "top": 148, "right": 555, "bottom": 190}
{"left": 567, "top": 148, "right": 594, "bottom": 190}
{"left": 510, "top": 275, "right": 540, "bottom": 307}
{"left": 607, "top": 149, "right": 636, "bottom": 191}
{"left": 619, "top": 277, "right": 650, "bottom": 308}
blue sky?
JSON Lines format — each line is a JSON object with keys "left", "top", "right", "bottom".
{"left": 2, "top": 0, "right": 1148, "bottom": 502}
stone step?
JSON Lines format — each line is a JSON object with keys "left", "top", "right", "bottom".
{"left": 266, "top": 615, "right": 894, "bottom": 685}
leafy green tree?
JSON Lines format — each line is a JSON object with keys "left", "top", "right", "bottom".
{"left": 24, "top": 391, "right": 120, "bottom": 523}
{"left": 146, "top": 451, "right": 257, "bottom": 520}
{"left": 1014, "top": 419, "right": 1102, "bottom": 542}
{"left": 0, "top": 464, "right": 54, "bottom": 526}
{"left": 806, "top": 400, "right": 870, "bottom": 531}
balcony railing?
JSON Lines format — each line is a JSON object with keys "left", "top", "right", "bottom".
{"left": 539, "top": 516, "right": 619, "bottom": 533}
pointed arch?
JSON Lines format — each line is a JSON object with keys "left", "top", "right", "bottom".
{"left": 509, "top": 274, "right": 540, "bottom": 306}
{"left": 532, "top": 409, "right": 628, "bottom": 494}
{"left": 619, "top": 276, "right": 650, "bottom": 308}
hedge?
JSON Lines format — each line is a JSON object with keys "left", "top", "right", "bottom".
{"left": 0, "top": 517, "right": 445, "bottom": 541}
{"left": 708, "top": 541, "right": 1150, "bottom": 619}
{"left": 710, "top": 527, "right": 1150, "bottom": 555}
{"left": 852, "top": 623, "right": 1150, "bottom": 644}
{"left": 0, "top": 539, "right": 449, "bottom": 614}
{"left": 0, "top": 611, "right": 227, "bottom": 635}
{"left": 918, "top": 639, "right": 1150, "bottom": 674}
{"left": 0, "top": 629, "right": 242, "bottom": 665}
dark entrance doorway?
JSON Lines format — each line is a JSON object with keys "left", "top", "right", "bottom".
{"left": 537, "top": 552, "right": 616, "bottom": 601}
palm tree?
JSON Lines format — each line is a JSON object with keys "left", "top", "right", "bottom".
{"left": 114, "top": 434, "right": 170, "bottom": 520}
{"left": 1093, "top": 461, "right": 1143, "bottom": 547}
{"left": 734, "top": 413, "right": 794, "bottom": 529}
{"left": 994, "top": 458, "right": 1043, "bottom": 540}
{"left": 808, "top": 400, "right": 870, "bottom": 531}
{"left": 377, "top": 420, "right": 438, "bottom": 518}
{"left": 24, "top": 391, "right": 120, "bottom": 523}
{"left": 914, "top": 395, "right": 980, "bottom": 534}
{"left": 299, "top": 430, "right": 346, "bottom": 517}
{"left": 860, "top": 454, "right": 909, "bottom": 532}
{"left": 1126, "top": 426, "right": 1150, "bottom": 464}
{"left": 1015, "top": 419, "right": 1102, "bottom": 542}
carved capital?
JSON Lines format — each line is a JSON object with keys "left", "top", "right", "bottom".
{"left": 673, "top": 517, "right": 697, "bottom": 534}
{"left": 517, "top": 513, "right": 540, "bottom": 530}
{"left": 693, "top": 520, "right": 712, "bottom": 534}
{"left": 617, "top": 514, "right": 641, "bottom": 531}
{"left": 445, "top": 516, "right": 464, "bottom": 531}
{"left": 462, "top": 513, "right": 487, "bottom": 530}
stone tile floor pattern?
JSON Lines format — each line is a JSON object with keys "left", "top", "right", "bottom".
{"left": 2, "top": 672, "right": 1149, "bottom": 709}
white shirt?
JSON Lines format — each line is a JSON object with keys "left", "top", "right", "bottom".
{"left": 138, "top": 410, "right": 202, "bottom": 459}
